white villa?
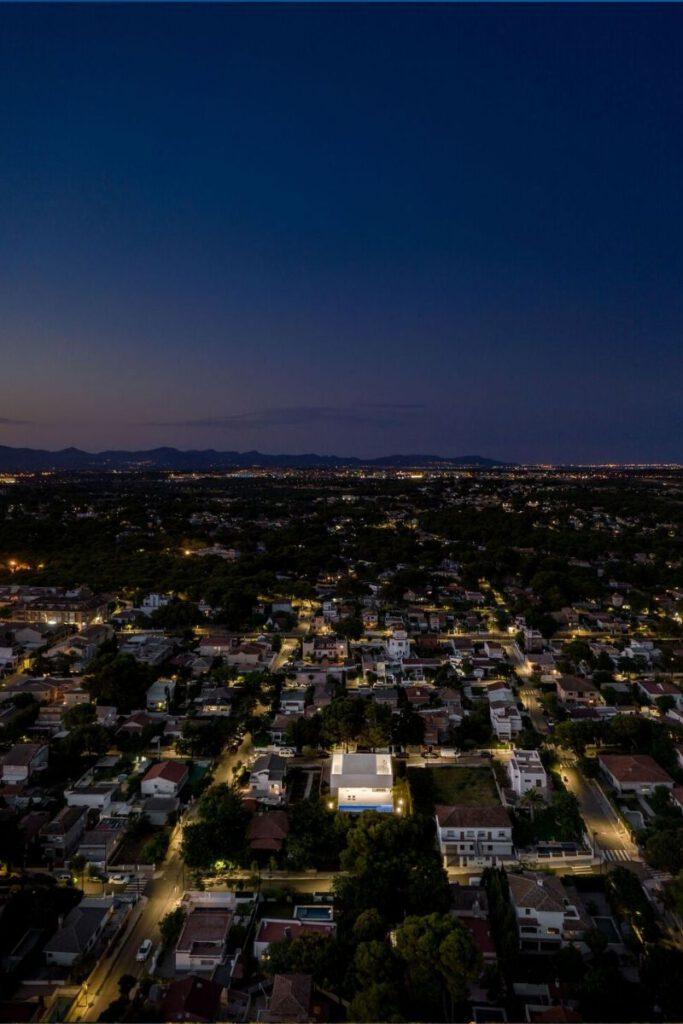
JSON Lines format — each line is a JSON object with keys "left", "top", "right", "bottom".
{"left": 330, "top": 752, "right": 394, "bottom": 813}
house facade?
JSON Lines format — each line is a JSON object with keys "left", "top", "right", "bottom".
{"left": 435, "top": 805, "right": 514, "bottom": 867}
{"left": 330, "top": 752, "right": 393, "bottom": 813}
{"left": 598, "top": 754, "right": 674, "bottom": 795}
{"left": 508, "top": 872, "right": 591, "bottom": 952}
{"left": 507, "top": 750, "right": 549, "bottom": 797}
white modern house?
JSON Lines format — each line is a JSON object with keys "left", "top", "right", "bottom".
{"left": 507, "top": 750, "right": 548, "bottom": 798}
{"left": 330, "top": 752, "right": 394, "bottom": 813}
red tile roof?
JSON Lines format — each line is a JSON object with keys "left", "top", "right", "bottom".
{"left": 436, "top": 804, "right": 511, "bottom": 829}
{"left": 142, "top": 760, "right": 189, "bottom": 784}
{"left": 599, "top": 754, "right": 673, "bottom": 785}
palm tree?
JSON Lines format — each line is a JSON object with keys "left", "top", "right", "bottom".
{"left": 521, "top": 787, "right": 544, "bottom": 822}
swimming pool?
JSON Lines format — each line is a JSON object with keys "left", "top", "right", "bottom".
{"left": 593, "top": 916, "right": 621, "bottom": 943}
{"left": 294, "top": 905, "right": 334, "bottom": 922}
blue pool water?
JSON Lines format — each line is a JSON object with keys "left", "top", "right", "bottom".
{"left": 294, "top": 905, "right": 334, "bottom": 922}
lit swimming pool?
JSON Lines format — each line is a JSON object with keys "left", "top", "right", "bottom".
{"left": 294, "top": 905, "right": 334, "bottom": 922}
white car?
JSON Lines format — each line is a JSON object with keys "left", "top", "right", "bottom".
{"left": 108, "top": 872, "right": 132, "bottom": 885}
{"left": 136, "top": 939, "right": 153, "bottom": 962}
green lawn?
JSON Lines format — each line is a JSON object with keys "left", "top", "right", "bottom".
{"left": 408, "top": 765, "right": 499, "bottom": 814}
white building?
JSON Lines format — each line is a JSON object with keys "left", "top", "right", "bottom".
{"left": 435, "top": 805, "right": 514, "bottom": 868}
{"left": 598, "top": 754, "right": 674, "bottom": 795}
{"left": 490, "top": 702, "right": 523, "bottom": 740}
{"left": 330, "top": 752, "right": 393, "bottom": 813}
{"left": 386, "top": 630, "right": 411, "bottom": 661}
{"left": 508, "top": 872, "right": 592, "bottom": 952}
{"left": 1, "top": 743, "right": 49, "bottom": 784}
{"left": 65, "top": 780, "right": 117, "bottom": 812}
{"left": 175, "top": 905, "right": 233, "bottom": 973}
{"left": 146, "top": 677, "right": 176, "bottom": 711}
{"left": 139, "top": 593, "right": 171, "bottom": 613}
{"left": 140, "top": 760, "right": 189, "bottom": 798}
{"left": 249, "top": 753, "right": 287, "bottom": 803}
{"left": 507, "top": 749, "right": 548, "bottom": 798}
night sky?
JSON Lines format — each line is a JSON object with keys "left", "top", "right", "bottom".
{"left": 2, "top": 3, "right": 682, "bottom": 463}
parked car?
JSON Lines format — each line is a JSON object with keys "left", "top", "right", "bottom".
{"left": 136, "top": 939, "right": 153, "bottom": 962}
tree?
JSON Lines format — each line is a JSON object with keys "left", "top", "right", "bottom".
{"left": 87, "top": 653, "right": 155, "bottom": 712}
{"left": 264, "top": 932, "right": 342, "bottom": 990}
{"left": 352, "top": 908, "right": 387, "bottom": 943}
{"left": 320, "top": 697, "right": 366, "bottom": 749}
{"left": 664, "top": 870, "right": 683, "bottom": 917}
{"left": 286, "top": 715, "right": 322, "bottom": 753}
{"left": 285, "top": 798, "right": 347, "bottom": 870}
{"left": 348, "top": 983, "right": 404, "bottom": 1023}
{"left": 336, "top": 814, "right": 449, "bottom": 925}
{"left": 181, "top": 783, "right": 250, "bottom": 870}
{"left": 159, "top": 908, "right": 186, "bottom": 949}
{"left": 149, "top": 599, "right": 203, "bottom": 630}
{"left": 393, "top": 913, "right": 481, "bottom": 1017}
{"left": 61, "top": 723, "right": 110, "bottom": 758}
{"left": 140, "top": 831, "right": 170, "bottom": 865}
{"left": 353, "top": 939, "right": 399, "bottom": 988}
{"left": 359, "top": 702, "right": 392, "bottom": 749}
{"left": 70, "top": 853, "right": 87, "bottom": 891}
{"left": 644, "top": 827, "right": 683, "bottom": 875}
{"left": 118, "top": 974, "right": 137, "bottom": 998}
{"left": 391, "top": 706, "right": 425, "bottom": 748}
{"left": 335, "top": 616, "right": 363, "bottom": 640}
{"left": 521, "top": 787, "right": 544, "bottom": 822}
{"left": 63, "top": 703, "right": 96, "bottom": 729}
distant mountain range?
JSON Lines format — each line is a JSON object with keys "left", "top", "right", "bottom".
{"left": 0, "top": 445, "right": 511, "bottom": 472}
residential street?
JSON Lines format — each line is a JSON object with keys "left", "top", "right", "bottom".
{"left": 559, "top": 756, "right": 641, "bottom": 864}
{"left": 68, "top": 732, "right": 255, "bottom": 1022}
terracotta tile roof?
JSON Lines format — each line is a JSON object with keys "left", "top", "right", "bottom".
{"left": 248, "top": 811, "right": 290, "bottom": 851}
{"left": 256, "top": 920, "right": 334, "bottom": 944}
{"left": 162, "top": 975, "right": 222, "bottom": 1023}
{"left": 435, "top": 804, "right": 511, "bottom": 829}
{"left": 267, "top": 973, "right": 312, "bottom": 1020}
{"left": 599, "top": 754, "right": 673, "bottom": 785}
{"left": 142, "top": 760, "right": 188, "bottom": 784}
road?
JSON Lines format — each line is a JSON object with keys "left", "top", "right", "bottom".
{"left": 559, "top": 755, "right": 640, "bottom": 864}
{"left": 68, "top": 732, "right": 255, "bottom": 1022}
{"left": 518, "top": 683, "right": 551, "bottom": 735}
{"left": 70, "top": 640, "right": 300, "bottom": 1019}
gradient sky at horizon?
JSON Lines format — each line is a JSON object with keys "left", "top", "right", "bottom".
{"left": 1, "top": 3, "right": 682, "bottom": 462}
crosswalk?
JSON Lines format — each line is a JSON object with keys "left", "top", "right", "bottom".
{"left": 601, "top": 847, "right": 636, "bottom": 863}
{"left": 121, "top": 880, "right": 147, "bottom": 897}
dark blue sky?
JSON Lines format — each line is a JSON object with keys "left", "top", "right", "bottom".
{"left": 2, "top": 3, "right": 682, "bottom": 462}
